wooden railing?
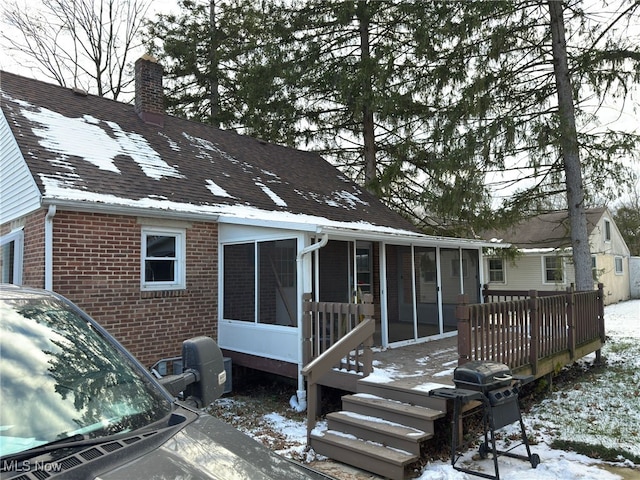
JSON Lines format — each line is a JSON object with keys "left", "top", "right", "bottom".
{"left": 302, "top": 293, "right": 375, "bottom": 372}
{"left": 457, "top": 284, "right": 605, "bottom": 377}
{"left": 301, "top": 293, "right": 375, "bottom": 441}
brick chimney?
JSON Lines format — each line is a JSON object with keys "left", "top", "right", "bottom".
{"left": 134, "top": 54, "right": 164, "bottom": 126}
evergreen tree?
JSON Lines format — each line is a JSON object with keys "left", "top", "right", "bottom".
{"left": 145, "top": 0, "right": 300, "bottom": 141}
{"left": 146, "top": 0, "right": 640, "bottom": 248}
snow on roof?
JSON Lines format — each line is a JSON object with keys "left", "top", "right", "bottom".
{"left": 21, "top": 103, "right": 183, "bottom": 180}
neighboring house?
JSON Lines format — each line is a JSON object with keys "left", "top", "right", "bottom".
{"left": 1, "top": 56, "right": 499, "bottom": 397}
{"left": 482, "top": 208, "right": 631, "bottom": 305}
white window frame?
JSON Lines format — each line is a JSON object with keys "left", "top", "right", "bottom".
{"left": 614, "top": 256, "right": 623, "bottom": 275}
{"left": 0, "top": 229, "right": 24, "bottom": 285}
{"left": 141, "top": 226, "right": 186, "bottom": 291}
{"left": 488, "top": 257, "right": 505, "bottom": 283}
{"left": 542, "top": 255, "right": 565, "bottom": 284}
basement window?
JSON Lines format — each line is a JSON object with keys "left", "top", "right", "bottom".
{"left": 141, "top": 227, "right": 186, "bottom": 291}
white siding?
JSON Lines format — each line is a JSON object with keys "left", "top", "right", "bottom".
{"left": 0, "top": 109, "right": 41, "bottom": 224}
{"left": 486, "top": 210, "right": 631, "bottom": 304}
{"left": 485, "top": 253, "right": 571, "bottom": 293}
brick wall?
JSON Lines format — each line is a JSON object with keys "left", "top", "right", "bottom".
{"left": 47, "top": 210, "right": 218, "bottom": 367}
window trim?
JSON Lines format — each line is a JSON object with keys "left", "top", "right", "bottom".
{"left": 0, "top": 228, "right": 24, "bottom": 285}
{"left": 141, "top": 226, "right": 186, "bottom": 291}
{"left": 542, "top": 255, "right": 565, "bottom": 285}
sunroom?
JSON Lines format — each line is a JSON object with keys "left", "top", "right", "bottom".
{"left": 217, "top": 219, "right": 498, "bottom": 390}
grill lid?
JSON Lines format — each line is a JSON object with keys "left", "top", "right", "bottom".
{"left": 453, "top": 361, "right": 512, "bottom": 389}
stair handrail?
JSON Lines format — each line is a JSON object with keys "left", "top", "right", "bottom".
{"left": 301, "top": 317, "right": 374, "bottom": 441}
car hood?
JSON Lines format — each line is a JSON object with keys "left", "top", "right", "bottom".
{"left": 95, "top": 413, "right": 331, "bottom": 480}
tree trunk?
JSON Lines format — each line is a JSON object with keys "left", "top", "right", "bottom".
{"left": 209, "top": 0, "right": 220, "bottom": 126}
{"left": 357, "top": 1, "right": 377, "bottom": 194}
{"left": 548, "top": 0, "right": 592, "bottom": 291}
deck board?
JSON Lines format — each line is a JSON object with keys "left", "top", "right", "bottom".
{"left": 369, "top": 335, "right": 458, "bottom": 390}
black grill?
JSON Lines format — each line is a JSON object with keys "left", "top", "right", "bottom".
{"left": 430, "top": 361, "right": 540, "bottom": 480}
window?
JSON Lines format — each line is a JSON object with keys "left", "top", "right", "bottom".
{"left": 615, "top": 256, "right": 623, "bottom": 275}
{"left": 223, "top": 238, "right": 297, "bottom": 326}
{"left": 1, "top": 229, "right": 23, "bottom": 285}
{"left": 591, "top": 255, "right": 598, "bottom": 281}
{"left": 141, "top": 227, "right": 185, "bottom": 290}
{"left": 543, "top": 256, "right": 564, "bottom": 284}
{"left": 488, "top": 258, "right": 505, "bottom": 283}
{"left": 604, "top": 219, "right": 611, "bottom": 242}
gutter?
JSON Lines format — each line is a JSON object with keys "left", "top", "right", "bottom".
{"left": 45, "top": 205, "right": 56, "bottom": 291}
{"left": 292, "top": 233, "right": 329, "bottom": 412}
{"left": 296, "top": 233, "right": 329, "bottom": 261}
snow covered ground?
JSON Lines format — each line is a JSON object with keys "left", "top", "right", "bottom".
{"left": 213, "top": 299, "right": 640, "bottom": 480}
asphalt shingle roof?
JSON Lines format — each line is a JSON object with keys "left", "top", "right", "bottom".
{"left": 1, "top": 70, "right": 418, "bottom": 233}
{"left": 481, "top": 208, "right": 606, "bottom": 249}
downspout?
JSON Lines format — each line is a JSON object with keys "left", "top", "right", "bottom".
{"left": 291, "top": 233, "right": 329, "bottom": 413}
{"left": 45, "top": 205, "right": 57, "bottom": 291}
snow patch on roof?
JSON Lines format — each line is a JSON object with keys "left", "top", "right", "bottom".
{"left": 17, "top": 101, "right": 183, "bottom": 180}
{"left": 206, "top": 179, "right": 234, "bottom": 198}
{"left": 256, "top": 182, "right": 287, "bottom": 207}
{"left": 158, "top": 132, "right": 180, "bottom": 151}
{"left": 294, "top": 189, "right": 369, "bottom": 210}
{"left": 334, "top": 190, "right": 368, "bottom": 209}
{"left": 183, "top": 132, "right": 239, "bottom": 165}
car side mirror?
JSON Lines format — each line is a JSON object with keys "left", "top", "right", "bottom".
{"left": 182, "top": 336, "right": 227, "bottom": 407}
{"left": 158, "top": 336, "right": 226, "bottom": 408}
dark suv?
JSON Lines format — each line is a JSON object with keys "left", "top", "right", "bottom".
{"left": 0, "top": 284, "right": 331, "bottom": 479}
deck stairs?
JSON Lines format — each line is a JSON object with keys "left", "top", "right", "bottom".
{"left": 309, "top": 379, "right": 449, "bottom": 480}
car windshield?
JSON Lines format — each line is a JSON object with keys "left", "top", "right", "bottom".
{"left": 0, "top": 290, "right": 172, "bottom": 457}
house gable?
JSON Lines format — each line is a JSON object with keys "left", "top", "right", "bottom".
{"left": 0, "top": 107, "right": 41, "bottom": 224}
{"left": 482, "top": 209, "right": 630, "bottom": 303}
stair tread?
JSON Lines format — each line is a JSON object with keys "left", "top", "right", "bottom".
{"left": 327, "top": 411, "right": 431, "bottom": 440}
{"left": 345, "top": 393, "right": 446, "bottom": 419}
{"left": 311, "top": 430, "right": 417, "bottom": 465}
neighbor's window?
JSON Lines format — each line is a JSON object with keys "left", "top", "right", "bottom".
{"left": 141, "top": 227, "right": 185, "bottom": 290}
{"left": 592, "top": 255, "right": 598, "bottom": 281}
{"left": 615, "top": 256, "right": 623, "bottom": 275}
{"left": 488, "top": 258, "right": 505, "bottom": 283}
{"left": 0, "top": 229, "right": 24, "bottom": 285}
{"left": 543, "top": 256, "right": 564, "bottom": 283}
{"left": 604, "top": 219, "right": 611, "bottom": 242}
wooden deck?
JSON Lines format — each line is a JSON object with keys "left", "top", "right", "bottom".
{"left": 367, "top": 335, "right": 458, "bottom": 389}
{"left": 302, "top": 287, "right": 605, "bottom": 479}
